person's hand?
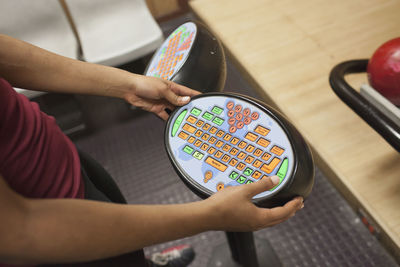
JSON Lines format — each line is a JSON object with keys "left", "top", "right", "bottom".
{"left": 124, "top": 75, "right": 201, "bottom": 120}
{"left": 204, "top": 176, "right": 304, "bottom": 232}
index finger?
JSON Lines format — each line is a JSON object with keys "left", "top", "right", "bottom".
{"left": 243, "top": 176, "right": 280, "bottom": 198}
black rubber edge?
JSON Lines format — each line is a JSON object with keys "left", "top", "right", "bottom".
{"left": 171, "top": 20, "right": 227, "bottom": 93}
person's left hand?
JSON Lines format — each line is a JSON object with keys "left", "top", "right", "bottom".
{"left": 124, "top": 75, "right": 201, "bottom": 120}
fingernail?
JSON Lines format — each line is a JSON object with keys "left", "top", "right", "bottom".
{"left": 301, "top": 203, "right": 304, "bottom": 209}
{"left": 180, "top": 96, "right": 190, "bottom": 103}
{"left": 270, "top": 176, "right": 280, "bottom": 185}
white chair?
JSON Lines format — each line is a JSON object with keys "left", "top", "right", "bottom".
{"left": 0, "top": 0, "right": 79, "bottom": 98}
{"left": 65, "top": 0, "right": 164, "bottom": 66}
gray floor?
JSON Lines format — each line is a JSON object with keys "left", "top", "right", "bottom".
{"left": 66, "top": 14, "right": 399, "bottom": 267}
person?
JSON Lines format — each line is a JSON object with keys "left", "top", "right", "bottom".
{"left": 0, "top": 34, "right": 304, "bottom": 266}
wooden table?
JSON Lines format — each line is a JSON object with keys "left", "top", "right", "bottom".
{"left": 190, "top": 0, "right": 400, "bottom": 261}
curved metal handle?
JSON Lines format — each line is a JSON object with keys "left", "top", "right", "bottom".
{"left": 329, "top": 59, "right": 400, "bottom": 153}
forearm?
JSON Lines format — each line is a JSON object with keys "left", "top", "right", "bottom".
{"left": 0, "top": 174, "right": 303, "bottom": 264}
{"left": 10, "top": 198, "right": 211, "bottom": 264}
{"left": 0, "top": 34, "right": 137, "bottom": 98}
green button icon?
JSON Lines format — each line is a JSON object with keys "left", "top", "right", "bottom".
{"left": 193, "top": 151, "right": 204, "bottom": 160}
{"left": 202, "top": 111, "right": 214, "bottom": 121}
{"left": 191, "top": 107, "right": 201, "bottom": 116}
{"left": 246, "top": 180, "right": 253, "bottom": 184}
{"left": 212, "top": 117, "right": 224, "bottom": 126}
{"left": 277, "top": 158, "right": 288, "bottom": 179}
{"left": 269, "top": 158, "right": 287, "bottom": 191}
{"left": 211, "top": 106, "right": 223, "bottom": 115}
{"left": 243, "top": 167, "right": 253, "bottom": 176}
{"left": 237, "top": 176, "right": 247, "bottom": 184}
{"left": 172, "top": 109, "right": 187, "bottom": 137}
{"left": 183, "top": 145, "right": 194, "bottom": 155}
{"left": 229, "top": 171, "right": 239, "bottom": 180}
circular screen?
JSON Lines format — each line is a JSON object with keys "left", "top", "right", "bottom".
{"left": 166, "top": 94, "right": 295, "bottom": 199}
{"left": 145, "top": 22, "right": 197, "bottom": 80}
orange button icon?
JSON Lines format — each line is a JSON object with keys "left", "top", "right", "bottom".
{"left": 234, "top": 105, "right": 242, "bottom": 113}
{"left": 229, "top": 126, "right": 237, "bottom": 133}
{"left": 270, "top": 145, "right": 285, "bottom": 156}
{"left": 251, "top": 112, "right": 259, "bottom": 120}
{"left": 261, "top": 158, "right": 281, "bottom": 174}
{"left": 204, "top": 171, "right": 213, "bottom": 183}
{"left": 244, "top": 117, "right": 252, "bottom": 125}
{"left": 217, "top": 183, "right": 225, "bottom": 191}
{"left": 254, "top": 125, "right": 270, "bottom": 136}
{"left": 245, "top": 132, "right": 258, "bottom": 142}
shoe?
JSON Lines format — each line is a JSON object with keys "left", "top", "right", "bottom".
{"left": 148, "top": 244, "right": 195, "bottom": 267}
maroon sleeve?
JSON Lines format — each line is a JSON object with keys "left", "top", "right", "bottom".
{"left": 0, "top": 78, "right": 84, "bottom": 199}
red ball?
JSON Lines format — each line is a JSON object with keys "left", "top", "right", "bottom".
{"left": 367, "top": 37, "right": 400, "bottom": 106}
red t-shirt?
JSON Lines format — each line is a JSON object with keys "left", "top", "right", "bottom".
{"left": 0, "top": 77, "right": 84, "bottom": 199}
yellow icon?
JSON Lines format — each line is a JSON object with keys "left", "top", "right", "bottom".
{"left": 204, "top": 171, "right": 213, "bottom": 183}
{"left": 216, "top": 182, "right": 225, "bottom": 191}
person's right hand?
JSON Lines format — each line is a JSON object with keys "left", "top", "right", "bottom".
{"left": 123, "top": 75, "right": 200, "bottom": 120}
{"left": 203, "top": 176, "right": 304, "bottom": 232}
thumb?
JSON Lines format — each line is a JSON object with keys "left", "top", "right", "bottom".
{"left": 245, "top": 176, "right": 280, "bottom": 198}
{"left": 163, "top": 83, "right": 191, "bottom": 106}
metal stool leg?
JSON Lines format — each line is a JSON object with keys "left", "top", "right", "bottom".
{"left": 226, "top": 232, "right": 259, "bottom": 267}
{"left": 208, "top": 231, "right": 281, "bottom": 267}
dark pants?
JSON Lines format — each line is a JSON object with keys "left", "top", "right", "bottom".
{"left": 43, "top": 151, "right": 149, "bottom": 267}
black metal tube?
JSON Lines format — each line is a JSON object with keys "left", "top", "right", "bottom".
{"left": 329, "top": 59, "right": 400, "bottom": 153}
{"left": 225, "top": 231, "right": 259, "bottom": 267}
